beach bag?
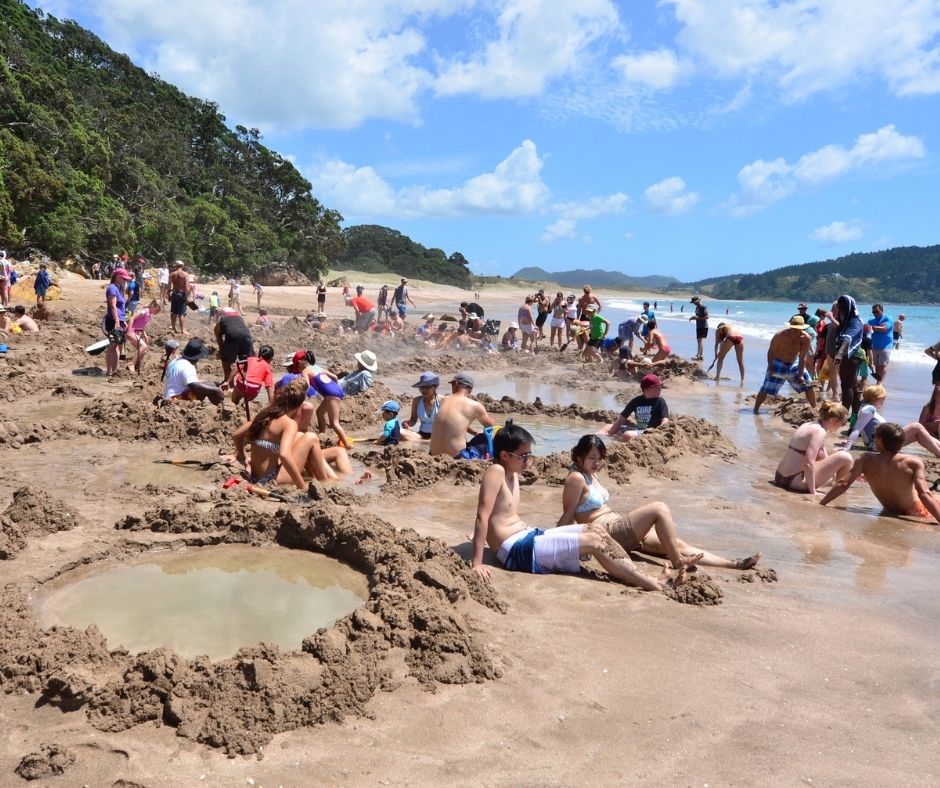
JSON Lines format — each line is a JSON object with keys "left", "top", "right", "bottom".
{"left": 9, "top": 270, "right": 17, "bottom": 285}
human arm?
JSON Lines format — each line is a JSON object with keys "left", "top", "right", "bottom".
{"left": 819, "top": 455, "right": 866, "bottom": 505}
{"left": 213, "top": 320, "right": 223, "bottom": 350}
{"left": 844, "top": 407, "right": 876, "bottom": 450}
{"left": 402, "top": 399, "right": 420, "bottom": 430}
{"left": 600, "top": 316, "right": 610, "bottom": 339}
{"left": 475, "top": 404, "right": 497, "bottom": 430}
{"left": 232, "top": 421, "right": 251, "bottom": 465}
{"left": 870, "top": 318, "right": 892, "bottom": 334}
{"left": 106, "top": 290, "right": 122, "bottom": 326}
{"left": 925, "top": 342, "right": 940, "bottom": 361}
{"left": 801, "top": 428, "right": 828, "bottom": 495}
{"left": 912, "top": 461, "right": 940, "bottom": 525}
{"left": 558, "top": 472, "right": 587, "bottom": 525}
{"left": 471, "top": 465, "right": 503, "bottom": 580}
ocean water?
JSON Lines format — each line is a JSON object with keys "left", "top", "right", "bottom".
{"left": 603, "top": 295, "right": 939, "bottom": 427}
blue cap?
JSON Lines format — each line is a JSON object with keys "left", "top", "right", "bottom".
{"left": 380, "top": 400, "right": 400, "bottom": 414}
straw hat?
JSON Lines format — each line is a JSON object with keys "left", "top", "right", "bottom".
{"left": 354, "top": 350, "right": 378, "bottom": 372}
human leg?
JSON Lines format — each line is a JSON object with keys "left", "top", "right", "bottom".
{"left": 734, "top": 343, "right": 745, "bottom": 385}
{"left": 323, "top": 397, "right": 352, "bottom": 448}
{"left": 615, "top": 502, "right": 702, "bottom": 573}
{"left": 322, "top": 445, "right": 353, "bottom": 475}
{"left": 576, "top": 523, "right": 668, "bottom": 590}
{"left": 902, "top": 422, "right": 940, "bottom": 457}
{"left": 811, "top": 450, "right": 854, "bottom": 487}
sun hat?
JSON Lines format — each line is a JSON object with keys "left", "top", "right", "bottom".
{"left": 354, "top": 350, "right": 378, "bottom": 372}
{"left": 423, "top": 313, "right": 435, "bottom": 320}
{"left": 638, "top": 314, "right": 649, "bottom": 323}
{"left": 797, "top": 302, "right": 808, "bottom": 310}
{"left": 509, "top": 321, "right": 519, "bottom": 329}
{"left": 690, "top": 296, "right": 700, "bottom": 303}
{"left": 640, "top": 373, "right": 663, "bottom": 390}
{"left": 787, "top": 316, "right": 808, "bottom": 329}
{"left": 112, "top": 267, "right": 133, "bottom": 280}
{"left": 412, "top": 371, "right": 440, "bottom": 388}
{"left": 173, "top": 260, "right": 184, "bottom": 267}
{"left": 380, "top": 400, "right": 400, "bottom": 414}
{"left": 180, "top": 338, "right": 211, "bottom": 363}
{"left": 450, "top": 372, "right": 474, "bottom": 390}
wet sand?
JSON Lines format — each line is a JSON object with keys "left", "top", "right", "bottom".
{"left": 0, "top": 273, "right": 938, "bottom": 785}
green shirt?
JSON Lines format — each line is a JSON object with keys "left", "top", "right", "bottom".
{"left": 589, "top": 313, "right": 607, "bottom": 340}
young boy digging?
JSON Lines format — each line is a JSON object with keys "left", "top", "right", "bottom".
{"left": 471, "top": 423, "right": 696, "bottom": 590}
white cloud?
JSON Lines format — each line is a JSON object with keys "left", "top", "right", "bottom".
{"left": 611, "top": 48, "right": 683, "bottom": 89}
{"left": 644, "top": 176, "right": 699, "bottom": 215}
{"left": 434, "top": 0, "right": 621, "bottom": 98}
{"left": 731, "top": 124, "right": 925, "bottom": 215}
{"left": 811, "top": 219, "right": 863, "bottom": 245}
{"left": 666, "top": 0, "right": 940, "bottom": 99}
{"left": 310, "top": 139, "right": 549, "bottom": 219}
{"left": 541, "top": 192, "right": 629, "bottom": 242}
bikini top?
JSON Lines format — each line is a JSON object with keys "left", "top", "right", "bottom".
{"left": 416, "top": 396, "right": 441, "bottom": 432}
{"left": 254, "top": 437, "right": 280, "bottom": 455}
{"left": 575, "top": 472, "right": 610, "bottom": 513}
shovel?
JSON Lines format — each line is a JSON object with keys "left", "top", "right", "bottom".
{"left": 155, "top": 458, "right": 219, "bottom": 470}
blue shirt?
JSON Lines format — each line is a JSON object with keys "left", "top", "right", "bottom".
{"left": 867, "top": 314, "right": 894, "bottom": 350}
{"left": 381, "top": 417, "right": 400, "bottom": 445}
{"left": 640, "top": 309, "right": 655, "bottom": 336}
{"left": 106, "top": 283, "right": 127, "bottom": 321}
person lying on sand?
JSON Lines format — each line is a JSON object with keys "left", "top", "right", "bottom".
{"left": 471, "top": 423, "right": 691, "bottom": 590}
{"left": 560, "top": 435, "right": 760, "bottom": 573}
{"left": 162, "top": 338, "right": 225, "bottom": 405}
{"left": 232, "top": 378, "right": 351, "bottom": 488}
{"left": 601, "top": 373, "right": 669, "bottom": 441}
{"left": 428, "top": 372, "right": 496, "bottom": 458}
{"left": 773, "top": 401, "right": 853, "bottom": 493}
{"left": 821, "top": 422, "right": 940, "bottom": 525}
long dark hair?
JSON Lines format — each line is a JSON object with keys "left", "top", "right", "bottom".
{"left": 571, "top": 435, "right": 606, "bottom": 468}
{"left": 248, "top": 378, "right": 307, "bottom": 441}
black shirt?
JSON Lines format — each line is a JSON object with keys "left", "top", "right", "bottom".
{"left": 620, "top": 395, "right": 669, "bottom": 430}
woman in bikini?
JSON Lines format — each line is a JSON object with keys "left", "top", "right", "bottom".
{"left": 712, "top": 322, "right": 745, "bottom": 385}
{"left": 919, "top": 386, "right": 940, "bottom": 438}
{"left": 559, "top": 435, "right": 760, "bottom": 574}
{"left": 232, "top": 378, "right": 351, "bottom": 488}
{"left": 773, "top": 401, "right": 853, "bottom": 493}
{"left": 640, "top": 318, "right": 671, "bottom": 362}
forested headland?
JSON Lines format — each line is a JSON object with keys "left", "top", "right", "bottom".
{"left": 0, "top": 0, "right": 346, "bottom": 277}
{"left": 688, "top": 245, "right": 940, "bottom": 304}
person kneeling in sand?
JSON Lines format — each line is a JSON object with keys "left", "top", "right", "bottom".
{"left": 820, "top": 422, "right": 940, "bottom": 524}
{"left": 429, "top": 372, "right": 496, "bottom": 458}
{"left": 162, "top": 338, "right": 225, "bottom": 405}
{"left": 560, "top": 435, "right": 760, "bottom": 573}
{"left": 12, "top": 305, "right": 39, "bottom": 333}
{"left": 773, "top": 401, "right": 853, "bottom": 492}
{"left": 472, "top": 424, "right": 690, "bottom": 590}
{"left": 232, "top": 378, "right": 351, "bottom": 487}
{"left": 601, "top": 373, "right": 669, "bottom": 440}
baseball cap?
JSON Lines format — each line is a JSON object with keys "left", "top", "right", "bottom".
{"left": 112, "top": 267, "right": 133, "bottom": 280}
{"left": 640, "top": 373, "right": 662, "bottom": 389}
{"left": 450, "top": 372, "right": 474, "bottom": 389}
{"left": 284, "top": 349, "right": 310, "bottom": 369}
{"left": 380, "top": 400, "right": 400, "bottom": 414}
{"left": 585, "top": 303, "right": 598, "bottom": 312}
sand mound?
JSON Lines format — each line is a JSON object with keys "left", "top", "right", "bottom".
{"left": 0, "top": 487, "right": 84, "bottom": 559}
{"left": 474, "top": 394, "right": 619, "bottom": 423}
{"left": 663, "top": 573, "right": 724, "bottom": 605}
{"left": 358, "top": 447, "right": 486, "bottom": 495}
{"left": 0, "top": 503, "right": 503, "bottom": 755}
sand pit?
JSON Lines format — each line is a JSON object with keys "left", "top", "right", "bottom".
{"left": 0, "top": 502, "right": 503, "bottom": 755}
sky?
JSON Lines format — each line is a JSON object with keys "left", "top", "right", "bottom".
{"left": 28, "top": 0, "right": 940, "bottom": 281}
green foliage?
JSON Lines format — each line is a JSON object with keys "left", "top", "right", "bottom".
{"left": 337, "top": 225, "right": 472, "bottom": 286}
{"left": 689, "top": 246, "right": 940, "bottom": 304}
{"left": 0, "top": 0, "right": 344, "bottom": 276}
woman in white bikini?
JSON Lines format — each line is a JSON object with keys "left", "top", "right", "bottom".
{"left": 773, "top": 401, "right": 853, "bottom": 493}
{"left": 560, "top": 435, "right": 761, "bottom": 573}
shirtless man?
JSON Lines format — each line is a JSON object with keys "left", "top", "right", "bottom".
{"left": 12, "top": 305, "right": 38, "bottom": 333}
{"left": 471, "top": 423, "right": 683, "bottom": 589}
{"left": 169, "top": 260, "right": 190, "bottom": 334}
{"left": 428, "top": 372, "right": 496, "bottom": 457}
{"left": 820, "top": 422, "right": 940, "bottom": 524}
{"left": 753, "top": 316, "right": 817, "bottom": 414}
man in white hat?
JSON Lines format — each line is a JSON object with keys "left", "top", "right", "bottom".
{"left": 753, "top": 316, "right": 817, "bottom": 414}
{"left": 338, "top": 350, "right": 378, "bottom": 395}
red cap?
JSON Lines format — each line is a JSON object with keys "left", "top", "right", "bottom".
{"left": 640, "top": 373, "right": 663, "bottom": 389}
{"left": 285, "top": 349, "right": 309, "bottom": 370}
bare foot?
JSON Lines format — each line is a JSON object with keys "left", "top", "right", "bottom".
{"left": 735, "top": 553, "right": 761, "bottom": 570}
{"left": 354, "top": 470, "right": 373, "bottom": 485}
{"left": 679, "top": 551, "right": 704, "bottom": 570}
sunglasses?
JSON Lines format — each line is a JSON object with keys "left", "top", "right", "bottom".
{"left": 510, "top": 451, "right": 533, "bottom": 462}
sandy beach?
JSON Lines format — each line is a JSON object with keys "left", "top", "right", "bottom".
{"left": 1, "top": 271, "right": 938, "bottom": 786}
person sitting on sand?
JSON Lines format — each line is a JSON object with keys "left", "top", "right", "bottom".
{"left": 560, "top": 435, "right": 760, "bottom": 574}
{"left": 255, "top": 308, "right": 272, "bottom": 328}
{"left": 12, "top": 305, "right": 38, "bottom": 333}
{"left": 376, "top": 400, "right": 401, "bottom": 446}
{"left": 126, "top": 300, "right": 161, "bottom": 374}
{"left": 162, "top": 338, "right": 225, "bottom": 405}
{"left": 232, "top": 378, "right": 351, "bottom": 488}
{"left": 919, "top": 386, "right": 940, "bottom": 439}
{"left": 821, "top": 422, "right": 940, "bottom": 524}
{"left": 501, "top": 322, "right": 519, "bottom": 351}
{"left": 471, "top": 423, "right": 693, "bottom": 590}
{"left": 401, "top": 371, "right": 441, "bottom": 440}
{"left": 429, "top": 372, "right": 496, "bottom": 458}
{"left": 752, "top": 316, "right": 818, "bottom": 414}
{"left": 0, "top": 308, "right": 11, "bottom": 332}
{"left": 223, "top": 344, "right": 275, "bottom": 407}
{"left": 602, "top": 374, "right": 669, "bottom": 441}
{"left": 638, "top": 317, "right": 670, "bottom": 363}
{"left": 338, "top": 350, "right": 378, "bottom": 396}
{"left": 773, "top": 401, "right": 853, "bottom": 493}
{"left": 711, "top": 322, "right": 745, "bottom": 385}
{"left": 844, "top": 384, "right": 940, "bottom": 457}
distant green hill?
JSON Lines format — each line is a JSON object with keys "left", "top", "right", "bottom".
{"left": 687, "top": 245, "right": 940, "bottom": 304}
{"left": 512, "top": 266, "right": 680, "bottom": 290}
{"left": 336, "top": 225, "right": 472, "bottom": 287}
{"left": 0, "top": 0, "right": 343, "bottom": 275}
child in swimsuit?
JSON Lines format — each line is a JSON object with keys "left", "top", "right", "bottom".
{"left": 773, "top": 401, "right": 853, "bottom": 493}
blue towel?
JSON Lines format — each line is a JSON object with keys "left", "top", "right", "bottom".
{"left": 503, "top": 528, "right": 543, "bottom": 573}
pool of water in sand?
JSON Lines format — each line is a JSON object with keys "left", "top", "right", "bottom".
{"left": 32, "top": 545, "right": 369, "bottom": 660}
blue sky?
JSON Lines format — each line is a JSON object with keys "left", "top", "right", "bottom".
{"left": 30, "top": 0, "right": 940, "bottom": 281}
